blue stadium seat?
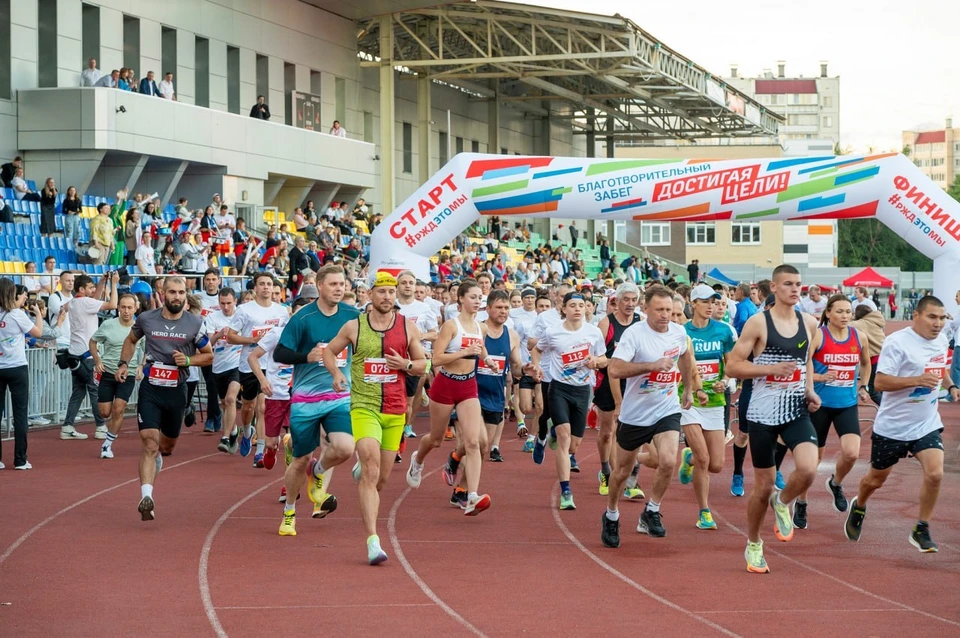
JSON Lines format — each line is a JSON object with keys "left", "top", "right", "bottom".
{"left": 26, "top": 180, "right": 36, "bottom": 191}
{"left": 55, "top": 216, "right": 64, "bottom": 231}
{"left": 1, "top": 188, "right": 12, "bottom": 199}
{"left": 40, "top": 237, "right": 50, "bottom": 250}
{"left": 9, "top": 199, "right": 22, "bottom": 213}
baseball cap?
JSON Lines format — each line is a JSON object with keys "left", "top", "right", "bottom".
{"left": 764, "top": 293, "right": 776, "bottom": 308}
{"left": 373, "top": 271, "right": 398, "bottom": 288}
{"left": 580, "top": 279, "right": 593, "bottom": 288}
{"left": 690, "top": 283, "right": 721, "bottom": 302}
{"left": 297, "top": 284, "right": 319, "bottom": 300}
{"left": 520, "top": 287, "right": 536, "bottom": 298}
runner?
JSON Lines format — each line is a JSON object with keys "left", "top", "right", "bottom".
{"left": 323, "top": 271, "right": 427, "bottom": 563}
{"left": 198, "top": 268, "right": 224, "bottom": 433}
{"left": 845, "top": 295, "right": 957, "bottom": 552}
{"left": 509, "top": 287, "right": 538, "bottom": 440}
{"left": 600, "top": 286, "right": 702, "bottom": 547}
{"left": 407, "top": 279, "right": 499, "bottom": 516}
{"left": 594, "top": 283, "right": 643, "bottom": 497}
{"left": 725, "top": 264, "right": 821, "bottom": 573}
{"left": 528, "top": 282, "right": 573, "bottom": 464}
{"left": 226, "top": 272, "right": 288, "bottom": 464}
{"left": 395, "top": 271, "right": 435, "bottom": 439}
{"left": 117, "top": 276, "right": 212, "bottom": 521}
{"left": 516, "top": 292, "right": 552, "bottom": 453}
{"left": 274, "top": 269, "right": 360, "bottom": 533}
{"left": 90, "top": 293, "right": 143, "bottom": 459}
{"left": 531, "top": 290, "right": 605, "bottom": 510}
{"left": 795, "top": 294, "right": 870, "bottom": 529}
{"left": 676, "top": 284, "right": 737, "bottom": 530}
{"left": 206, "top": 289, "right": 244, "bottom": 454}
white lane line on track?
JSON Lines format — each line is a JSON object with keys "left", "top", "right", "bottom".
{"left": 215, "top": 603, "right": 435, "bottom": 610}
{"left": 694, "top": 608, "right": 908, "bottom": 614}
{"left": 549, "top": 485, "right": 742, "bottom": 638}
{"left": 199, "top": 479, "right": 282, "bottom": 638}
{"left": 712, "top": 511, "right": 960, "bottom": 629}
{"left": 388, "top": 466, "right": 487, "bottom": 638}
{"left": 0, "top": 452, "right": 220, "bottom": 567}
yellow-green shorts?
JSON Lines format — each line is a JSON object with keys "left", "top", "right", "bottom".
{"left": 351, "top": 408, "right": 405, "bottom": 452}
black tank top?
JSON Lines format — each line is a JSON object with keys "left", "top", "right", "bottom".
{"left": 747, "top": 309, "right": 809, "bottom": 426}
{"left": 597, "top": 312, "right": 642, "bottom": 389}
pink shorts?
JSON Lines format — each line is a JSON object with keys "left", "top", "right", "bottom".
{"left": 429, "top": 369, "right": 478, "bottom": 406}
{"left": 264, "top": 399, "right": 291, "bottom": 437}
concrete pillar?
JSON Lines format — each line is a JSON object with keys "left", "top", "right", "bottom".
{"left": 156, "top": 161, "right": 189, "bottom": 209}
{"left": 306, "top": 182, "right": 341, "bottom": 212}
{"left": 488, "top": 82, "right": 500, "bottom": 153}
{"left": 276, "top": 179, "right": 316, "bottom": 217}
{"left": 263, "top": 176, "right": 287, "bottom": 207}
{"left": 540, "top": 100, "right": 552, "bottom": 156}
{"left": 418, "top": 74, "right": 432, "bottom": 183}
{"left": 378, "top": 15, "right": 395, "bottom": 214}
{"left": 606, "top": 116, "right": 615, "bottom": 158}
{"left": 586, "top": 107, "right": 596, "bottom": 158}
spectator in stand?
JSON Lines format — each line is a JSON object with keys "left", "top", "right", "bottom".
{"left": 176, "top": 197, "right": 191, "bottom": 221}
{"left": 352, "top": 198, "right": 368, "bottom": 218}
{"left": 329, "top": 120, "right": 346, "bottom": 138}
{"left": 61, "top": 186, "right": 81, "bottom": 244}
{"left": 22, "top": 261, "right": 42, "bottom": 292}
{"left": 304, "top": 199, "right": 317, "bottom": 219}
{"left": 250, "top": 95, "right": 271, "bottom": 120}
{"left": 277, "top": 223, "right": 294, "bottom": 244}
{"left": 124, "top": 208, "right": 140, "bottom": 266}
{"left": 80, "top": 58, "right": 102, "bottom": 87}
{"left": 437, "top": 254, "right": 452, "bottom": 281}
{"left": 93, "top": 69, "right": 120, "bottom": 88}
{"left": 157, "top": 238, "right": 180, "bottom": 273}
{"left": 260, "top": 237, "right": 287, "bottom": 268}
{"left": 89, "top": 202, "right": 114, "bottom": 265}
{"left": 287, "top": 236, "right": 310, "bottom": 293}
{"left": 158, "top": 72, "right": 175, "bottom": 100}
{"left": 569, "top": 220, "right": 578, "bottom": 248}
{"left": 1, "top": 155, "right": 22, "bottom": 187}
{"left": 599, "top": 238, "right": 610, "bottom": 270}
{"left": 0, "top": 190, "right": 12, "bottom": 224}
{"left": 232, "top": 217, "right": 250, "bottom": 271}
{"left": 292, "top": 207, "right": 309, "bottom": 232}
{"left": 686, "top": 258, "right": 700, "bottom": 283}
{"left": 11, "top": 167, "right": 38, "bottom": 201}
{"left": 117, "top": 67, "right": 132, "bottom": 91}
{"left": 126, "top": 68, "right": 138, "bottom": 91}
{"left": 0, "top": 278, "right": 44, "bottom": 469}
{"left": 274, "top": 246, "right": 289, "bottom": 277}
{"left": 305, "top": 241, "right": 322, "bottom": 271}
{"left": 38, "top": 255, "right": 60, "bottom": 294}
{"left": 139, "top": 71, "right": 161, "bottom": 96}
{"left": 136, "top": 233, "right": 157, "bottom": 276}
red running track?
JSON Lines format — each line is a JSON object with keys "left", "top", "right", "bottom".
{"left": 0, "top": 406, "right": 959, "bottom": 637}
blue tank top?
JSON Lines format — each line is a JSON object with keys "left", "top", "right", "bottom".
{"left": 477, "top": 325, "right": 511, "bottom": 413}
{"left": 813, "top": 325, "right": 862, "bottom": 409}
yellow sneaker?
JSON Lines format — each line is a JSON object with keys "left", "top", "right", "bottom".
{"left": 278, "top": 511, "right": 297, "bottom": 536}
{"left": 311, "top": 492, "right": 339, "bottom": 519}
{"left": 598, "top": 470, "right": 609, "bottom": 496}
{"left": 282, "top": 433, "right": 293, "bottom": 467}
{"left": 624, "top": 486, "right": 645, "bottom": 500}
{"left": 306, "top": 458, "right": 326, "bottom": 503}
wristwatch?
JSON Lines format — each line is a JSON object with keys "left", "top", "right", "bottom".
{"left": 405, "top": 360, "right": 414, "bottom": 371}
{"left": 118, "top": 360, "right": 128, "bottom": 367}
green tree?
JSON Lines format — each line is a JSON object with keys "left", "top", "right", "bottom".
{"left": 902, "top": 143, "right": 911, "bottom": 157}
{"left": 947, "top": 174, "right": 960, "bottom": 201}
{"left": 838, "top": 219, "right": 932, "bottom": 270}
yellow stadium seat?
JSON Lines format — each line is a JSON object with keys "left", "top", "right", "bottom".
{"left": 277, "top": 212, "right": 287, "bottom": 225}
{"left": 13, "top": 262, "right": 25, "bottom": 274}
{"left": 354, "top": 219, "right": 369, "bottom": 235}
{"left": 263, "top": 210, "right": 276, "bottom": 224}
{"left": 222, "top": 266, "right": 231, "bottom": 276}
{"left": 1, "top": 261, "right": 13, "bottom": 273}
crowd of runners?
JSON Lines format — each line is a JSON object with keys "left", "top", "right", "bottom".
{"left": 11, "top": 262, "right": 951, "bottom": 571}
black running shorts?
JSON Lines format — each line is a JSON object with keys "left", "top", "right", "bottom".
{"left": 97, "top": 374, "right": 136, "bottom": 404}
{"left": 212, "top": 368, "right": 240, "bottom": 401}
{"left": 405, "top": 374, "right": 421, "bottom": 398}
{"left": 519, "top": 374, "right": 539, "bottom": 391}
{"left": 870, "top": 428, "right": 943, "bottom": 471}
{"left": 811, "top": 404, "right": 860, "bottom": 448}
{"left": 137, "top": 381, "right": 189, "bottom": 440}
{"left": 748, "top": 414, "right": 817, "bottom": 469}
{"left": 616, "top": 413, "right": 681, "bottom": 451}
{"left": 737, "top": 380, "right": 752, "bottom": 434}
{"left": 548, "top": 381, "right": 590, "bottom": 438}
{"left": 481, "top": 408, "right": 504, "bottom": 426}
{"left": 239, "top": 371, "right": 261, "bottom": 402}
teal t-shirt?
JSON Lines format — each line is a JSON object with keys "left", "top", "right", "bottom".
{"left": 91, "top": 318, "right": 144, "bottom": 373}
{"left": 681, "top": 319, "right": 736, "bottom": 408}
{"left": 277, "top": 301, "right": 360, "bottom": 402}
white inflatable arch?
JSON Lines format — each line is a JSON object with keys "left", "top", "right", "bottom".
{"left": 370, "top": 153, "right": 960, "bottom": 312}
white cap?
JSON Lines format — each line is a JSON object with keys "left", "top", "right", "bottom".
{"left": 690, "top": 283, "right": 721, "bottom": 302}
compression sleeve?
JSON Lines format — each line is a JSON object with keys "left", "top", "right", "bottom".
{"left": 274, "top": 343, "right": 308, "bottom": 365}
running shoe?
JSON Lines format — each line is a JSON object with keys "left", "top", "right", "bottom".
{"left": 100, "top": 446, "right": 114, "bottom": 460}
{"left": 731, "top": 473, "right": 745, "bottom": 497}
{"left": 601, "top": 512, "right": 620, "bottom": 548}
{"left": 227, "top": 430, "right": 240, "bottom": 455}
{"left": 368, "top": 535, "right": 388, "bottom": 565}
{"left": 60, "top": 427, "right": 88, "bottom": 440}
{"left": 239, "top": 430, "right": 253, "bottom": 457}
{"left": 311, "top": 493, "right": 338, "bottom": 519}
{"left": 559, "top": 490, "right": 576, "bottom": 510}
{"left": 0, "top": 461, "right": 4, "bottom": 469}
{"left": 214, "top": 414, "right": 223, "bottom": 432}
{"left": 724, "top": 430, "right": 735, "bottom": 446}
{"left": 517, "top": 422, "right": 527, "bottom": 438}
{"left": 826, "top": 475, "right": 848, "bottom": 512}
{"left": 184, "top": 406, "right": 196, "bottom": 428}
{"left": 844, "top": 497, "right": 866, "bottom": 542}
{"left": 217, "top": 437, "right": 230, "bottom": 453}
{"left": 352, "top": 461, "right": 362, "bottom": 482}
{"left": 775, "top": 470, "right": 786, "bottom": 490}
{"left": 279, "top": 486, "right": 287, "bottom": 503}
{"left": 450, "top": 487, "right": 467, "bottom": 509}
{"left": 678, "top": 447, "right": 694, "bottom": 485}
{"left": 444, "top": 426, "right": 454, "bottom": 441}
{"left": 532, "top": 437, "right": 546, "bottom": 465}
{"left": 909, "top": 522, "right": 938, "bottom": 553}
{"left": 204, "top": 418, "right": 215, "bottom": 433}
{"left": 569, "top": 455, "right": 580, "bottom": 473}
{"left": 155, "top": 453, "right": 163, "bottom": 475}
{"left": 696, "top": 509, "right": 717, "bottom": 530}
{"left": 306, "top": 458, "right": 327, "bottom": 503}
{"left": 793, "top": 501, "right": 808, "bottom": 530}
{"left": 406, "top": 451, "right": 423, "bottom": 488}
{"left": 14, "top": 461, "right": 32, "bottom": 470}
{"left": 522, "top": 436, "right": 535, "bottom": 453}
{"left": 421, "top": 391, "right": 430, "bottom": 408}
{"left": 624, "top": 486, "right": 645, "bottom": 501}
{"left": 252, "top": 452, "right": 265, "bottom": 468}
{"left": 283, "top": 433, "right": 293, "bottom": 467}
{"left": 95, "top": 426, "right": 108, "bottom": 440}
{"left": 463, "top": 493, "right": 491, "bottom": 516}
{"left": 263, "top": 447, "right": 277, "bottom": 470}
{"left": 442, "top": 453, "right": 459, "bottom": 486}
{"left": 548, "top": 427, "right": 558, "bottom": 451}
{"left": 403, "top": 424, "right": 417, "bottom": 438}
{"left": 395, "top": 453, "right": 402, "bottom": 464}
{"left": 278, "top": 511, "right": 297, "bottom": 536}
{"left": 638, "top": 508, "right": 666, "bottom": 537}
{"left": 138, "top": 495, "right": 155, "bottom": 521}
{"left": 770, "top": 491, "right": 794, "bottom": 542}
{"left": 488, "top": 447, "right": 502, "bottom": 462}
{"left": 598, "top": 471, "right": 609, "bottom": 496}
{"left": 744, "top": 540, "right": 769, "bottom": 574}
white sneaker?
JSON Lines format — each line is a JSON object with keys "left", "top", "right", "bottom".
{"left": 0, "top": 461, "right": 5, "bottom": 469}
{"left": 61, "top": 427, "right": 88, "bottom": 440}
{"left": 28, "top": 417, "right": 50, "bottom": 426}
{"left": 100, "top": 446, "right": 114, "bottom": 459}
{"left": 94, "top": 426, "right": 108, "bottom": 440}
{"left": 405, "top": 451, "right": 423, "bottom": 489}
{"left": 14, "top": 461, "right": 32, "bottom": 470}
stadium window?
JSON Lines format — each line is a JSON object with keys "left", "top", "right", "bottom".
{"left": 161, "top": 27, "right": 177, "bottom": 86}
{"left": 37, "top": 0, "right": 58, "bottom": 87}
{"left": 732, "top": 222, "right": 761, "bottom": 245}
{"left": 0, "top": 0, "right": 11, "bottom": 99}
{"left": 686, "top": 222, "right": 716, "bottom": 245}
{"left": 439, "top": 131, "right": 448, "bottom": 166}
{"left": 471, "top": 139, "right": 479, "bottom": 153}
{"left": 402, "top": 122, "right": 412, "bottom": 174}
{"left": 81, "top": 3, "right": 99, "bottom": 74}
{"left": 335, "top": 77, "right": 345, "bottom": 126}
{"left": 227, "top": 46, "right": 240, "bottom": 114}
{"left": 195, "top": 37, "right": 209, "bottom": 108}
{"left": 641, "top": 222, "right": 671, "bottom": 246}
{"left": 455, "top": 136, "right": 463, "bottom": 154}
{"left": 122, "top": 15, "right": 140, "bottom": 71}
{"left": 256, "top": 54, "right": 269, "bottom": 104}
{"left": 363, "top": 111, "right": 373, "bottom": 143}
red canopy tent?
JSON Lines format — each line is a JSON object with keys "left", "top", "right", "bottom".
{"left": 802, "top": 284, "right": 838, "bottom": 293}
{"left": 842, "top": 267, "right": 894, "bottom": 288}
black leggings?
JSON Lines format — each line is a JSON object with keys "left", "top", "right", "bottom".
{"left": 0, "top": 365, "right": 30, "bottom": 466}
{"left": 538, "top": 380, "right": 552, "bottom": 439}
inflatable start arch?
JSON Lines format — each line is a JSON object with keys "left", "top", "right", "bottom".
{"left": 370, "top": 153, "right": 960, "bottom": 312}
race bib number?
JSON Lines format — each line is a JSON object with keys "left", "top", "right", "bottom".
{"left": 461, "top": 335, "right": 481, "bottom": 352}
{"left": 252, "top": 325, "right": 271, "bottom": 340}
{"left": 826, "top": 365, "right": 856, "bottom": 388}
{"left": 364, "top": 358, "right": 397, "bottom": 383}
{"left": 650, "top": 370, "right": 680, "bottom": 385}
{"left": 696, "top": 359, "right": 720, "bottom": 382}
{"left": 924, "top": 365, "right": 944, "bottom": 382}
{"left": 319, "top": 343, "right": 348, "bottom": 368}
{"left": 561, "top": 345, "right": 590, "bottom": 370}
{"left": 148, "top": 363, "right": 179, "bottom": 387}
{"left": 478, "top": 355, "right": 506, "bottom": 376}
{"left": 765, "top": 367, "right": 802, "bottom": 385}
{"left": 200, "top": 308, "right": 211, "bottom": 317}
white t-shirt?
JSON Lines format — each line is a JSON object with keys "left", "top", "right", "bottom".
{"left": 477, "top": 294, "right": 489, "bottom": 322}
{"left": 11, "top": 176, "right": 27, "bottom": 199}
{"left": 67, "top": 295, "right": 105, "bottom": 356}
{"left": 199, "top": 291, "right": 221, "bottom": 317}
{"left": 514, "top": 313, "right": 537, "bottom": 364}
{"left": 444, "top": 303, "right": 459, "bottom": 321}
{"left": 416, "top": 312, "right": 439, "bottom": 354}
{"left": 158, "top": 79, "right": 175, "bottom": 99}
{"left": 136, "top": 244, "right": 156, "bottom": 275}
{"left": 230, "top": 301, "right": 288, "bottom": 373}
{"left": 613, "top": 321, "right": 689, "bottom": 427}
{"left": 22, "top": 275, "right": 42, "bottom": 292}
{"left": 873, "top": 328, "right": 949, "bottom": 441}
{"left": 0, "top": 309, "right": 36, "bottom": 368}
{"left": 47, "top": 291, "right": 72, "bottom": 348}
{"left": 852, "top": 298, "right": 878, "bottom": 313}
{"left": 397, "top": 299, "right": 432, "bottom": 325}
{"left": 255, "top": 327, "right": 292, "bottom": 401}
{"left": 800, "top": 296, "right": 827, "bottom": 317}
{"left": 425, "top": 297, "right": 443, "bottom": 322}
{"left": 510, "top": 307, "right": 537, "bottom": 327}
{"left": 536, "top": 322, "right": 605, "bottom": 386}
{"left": 204, "top": 310, "right": 243, "bottom": 373}
{"left": 529, "top": 308, "right": 562, "bottom": 380}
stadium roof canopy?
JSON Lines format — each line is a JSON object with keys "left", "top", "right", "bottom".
{"left": 299, "top": 0, "right": 462, "bottom": 21}
{"left": 355, "top": 0, "right": 781, "bottom": 140}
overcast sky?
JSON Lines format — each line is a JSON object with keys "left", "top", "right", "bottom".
{"left": 514, "top": 0, "right": 960, "bottom": 151}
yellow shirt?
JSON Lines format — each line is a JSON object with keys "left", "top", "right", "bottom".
{"left": 90, "top": 215, "right": 114, "bottom": 248}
